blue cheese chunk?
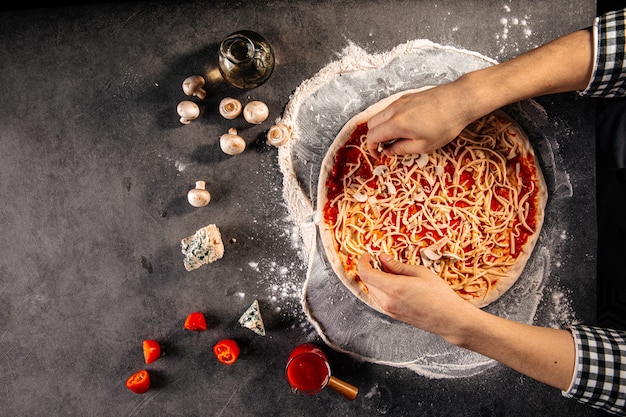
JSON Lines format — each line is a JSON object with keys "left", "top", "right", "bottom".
{"left": 238, "top": 299, "right": 265, "bottom": 336}
{"left": 181, "top": 224, "right": 224, "bottom": 271}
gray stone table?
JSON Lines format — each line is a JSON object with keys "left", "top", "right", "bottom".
{"left": 0, "top": 1, "right": 597, "bottom": 416}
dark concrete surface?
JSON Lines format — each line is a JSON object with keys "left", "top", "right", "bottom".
{"left": 0, "top": 1, "right": 599, "bottom": 416}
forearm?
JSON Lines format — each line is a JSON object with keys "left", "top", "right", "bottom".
{"left": 452, "top": 28, "right": 594, "bottom": 127}
{"left": 444, "top": 308, "right": 575, "bottom": 391}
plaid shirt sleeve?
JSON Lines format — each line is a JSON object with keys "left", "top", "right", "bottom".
{"left": 562, "top": 325, "right": 626, "bottom": 415}
{"left": 580, "top": 8, "right": 626, "bottom": 97}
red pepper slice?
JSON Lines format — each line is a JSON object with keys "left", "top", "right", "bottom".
{"left": 142, "top": 340, "right": 161, "bottom": 364}
{"left": 213, "top": 339, "right": 240, "bottom": 365}
{"left": 184, "top": 312, "right": 207, "bottom": 331}
{"left": 126, "top": 369, "right": 150, "bottom": 394}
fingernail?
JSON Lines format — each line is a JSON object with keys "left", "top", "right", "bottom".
{"left": 379, "top": 253, "right": 392, "bottom": 262}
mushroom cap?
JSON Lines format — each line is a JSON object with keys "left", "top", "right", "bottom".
{"left": 220, "top": 128, "right": 246, "bottom": 155}
{"left": 243, "top": 100, "right": 269, "bottom": 124}
{"left": 188, "top": 188, "right": 211, "bottom": 207}
{"left": 219, "top": 97, "right": 243, "bottom": 120}
{"left": 267, "top": 123, "right": 291, "bottom": 147}
{"left": 182, "top": 75, "right": 207, "bottom": 100}
{"left": 177, "top": 101, "right": 200, "bottom": 124}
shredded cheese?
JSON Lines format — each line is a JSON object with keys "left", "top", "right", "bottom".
{"left": 324, "top": 113, "right": 541, "bottom": 303}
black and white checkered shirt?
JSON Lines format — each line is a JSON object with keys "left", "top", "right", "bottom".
{"left": 566, "top": 8, "right": 626, "bottom": 416}
{"left": 562, "top": 325, "right": 626, "bottom": 415}
{"left": 580, "top": 8, "right": 626, "bottom": 97}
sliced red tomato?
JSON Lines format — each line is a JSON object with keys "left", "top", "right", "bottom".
{"left": 142, "top": 340, "right": 161, "bottom": 364}
{"left": 126, "top": 369, "right": 150, "bottom": 394}
{"left": 184, "top": 311, "right": 207, "bottom": 331}
{"left": 213, "top": 339, "right": 240, "bottom": 365}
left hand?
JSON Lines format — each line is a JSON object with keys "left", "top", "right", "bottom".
{"left": 357, "top": 253, "right": 475, "bottom": 340}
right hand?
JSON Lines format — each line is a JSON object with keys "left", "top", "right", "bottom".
{"left": 366, "top": 85, "right": 471, "bottom": 158}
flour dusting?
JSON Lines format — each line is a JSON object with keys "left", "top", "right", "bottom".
{"left": 275, "top": 37, "right": 576, "bottom": 379}
{"left": 274, "top": 39, "right": 505, "bottom": 378}
{"left": 546, "top": 287, "right": 579, "bottom": 329}
{"left": 496, "top": 4, "right": 536, "bottom": 57}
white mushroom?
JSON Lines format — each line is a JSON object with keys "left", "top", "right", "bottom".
{"left": 177, "top": 101, "right": 200, "bottom": 124}
{"left": 413, "top": 187, "right": 427, "bottom": 202}
{"left": 420, "top": 238, "right": 449, "bottom": 263}
{"left": 187, "top": 181, "right": 211, "bottom": 207}
{"left": 373, "top": 165, "right": 388, "bottom": 177}
{"left": 182, "top": 75, "right": 206, "bottom": 100}
{"left": 442, "top": 252, "right": 463, "bottom": 261}
{"left": 352, "top": 190, "right": 368, "bottom": 202}
{"left": 243, "top": 100, "right": 269, "bottom": 124}
{"left": 219, "top": 97, "right": 242, "bottom": 120}
{"left": 421, "top": 246, "right": 443, "bottom": 261}
{"left": 266, "top": 123, "right": 291, "bottom": 147}
{"left": 384, "top": 181, "right": 397, "bottom": 195}
{"left": 416, "top": 153, "right": 429, "bottom": 168}
{"left": 220, "top": 127, "right": 246, "bottom": 155}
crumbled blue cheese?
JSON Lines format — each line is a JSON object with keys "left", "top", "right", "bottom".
{"left": 238, "top": 299, "right": 265, "bottom": 336}
{"left": 181, "top": 224, "right": 224, "bottom": 271}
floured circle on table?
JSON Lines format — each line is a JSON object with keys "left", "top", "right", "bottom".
{"left": 278, "top": 40, "right": 558, "bottom": 378}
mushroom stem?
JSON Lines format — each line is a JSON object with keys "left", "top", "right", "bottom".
{"left": 219, "top": 97, "right": 243, "bottom": 120}
{"left": 267, "top": 123, "right": 291, "bottom": 147}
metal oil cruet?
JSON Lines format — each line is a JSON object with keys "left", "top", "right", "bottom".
{"left": 218, "top": 30, "right": 275, "bottom": 89}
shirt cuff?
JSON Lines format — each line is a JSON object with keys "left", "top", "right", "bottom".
{"left": 562, "top": 325, "right": 626, "bottom": 415}
{"left": 579, "top": 8, "right": 626, "bottom": 97}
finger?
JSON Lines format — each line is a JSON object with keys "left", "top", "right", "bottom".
{"left": 357, "top": 253, "right": 392, "bottom": 289}
{"left": 366, "top": 107, "right": 403, "bottom": 158}
{"left": 378, "top": 253, "right": 424, "bottom": 276}
{"left": 381, "top": 138, "right": 425, "bottom": 157}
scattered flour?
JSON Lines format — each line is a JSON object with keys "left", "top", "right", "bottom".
{"left": 496, "top": 4, "right": 535, "bottom": 57}
{"left": 546, "top": 288, "right": 578, "bottom": 329}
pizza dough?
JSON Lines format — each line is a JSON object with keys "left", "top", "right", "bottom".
{"left": 317, "top": 89, "right": 548, "bottom": 312}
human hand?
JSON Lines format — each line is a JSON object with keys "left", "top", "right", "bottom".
{"left": 366, "top": 85, "right": 471, "bottom": 158}
{"left": 357, "top": 253, "right": 476, "bottom": 339}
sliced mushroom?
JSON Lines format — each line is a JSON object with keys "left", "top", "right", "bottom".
{"left": 372, "top": 165, "right": 388, "bottom": 177}
{"left": 421, "top": 246, "right": 443, "bottom": 261}
{"left": 384, "top": 181, "right": 397, "bottom": 195}
{"left": 243, "top": 100, "right": 269, "bottom": 124}
{"left": 177, "top": 101, "right": 200, "bottom": 124}
{"left": 266, "top": 123, "right": 291, "bottom": 147}
{"left": 416, "top": 153, "right": 429, "bottom": 168}
{"left": 413, "top": 186, "right": 427, "bottom": 202}
{"left": 220, "top": 127, "right": 246, "bottom": 155}
{"left": 187, "top": 180, "right": 211, "bottom": 207}
{"left": 352, "top": 190, "right": 368, "bottom": 202}
{"left": 182, "top": 75, "right": 206, "bottom": 100}
{"left": 219, "top": 97, "right": 242, "bottom": 120}
{"left": 442, "top": 252, "right": 463, "bottom": 261}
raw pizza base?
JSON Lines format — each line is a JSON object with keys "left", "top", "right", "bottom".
{"left": 317, "top": 88, "right": 548, "bottom": 313}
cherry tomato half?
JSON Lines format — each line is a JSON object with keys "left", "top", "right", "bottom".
{"left": 213, "top": 339, "right": 240, "bottom": 365}
{"left": 143, "top": 340, "right": 161, "bottom": 364}
{"left": 184, "top": 312, "right": 207, "bottom": 331}
{"left": 126, "top": 369, "right": 150, "bottom": 394}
